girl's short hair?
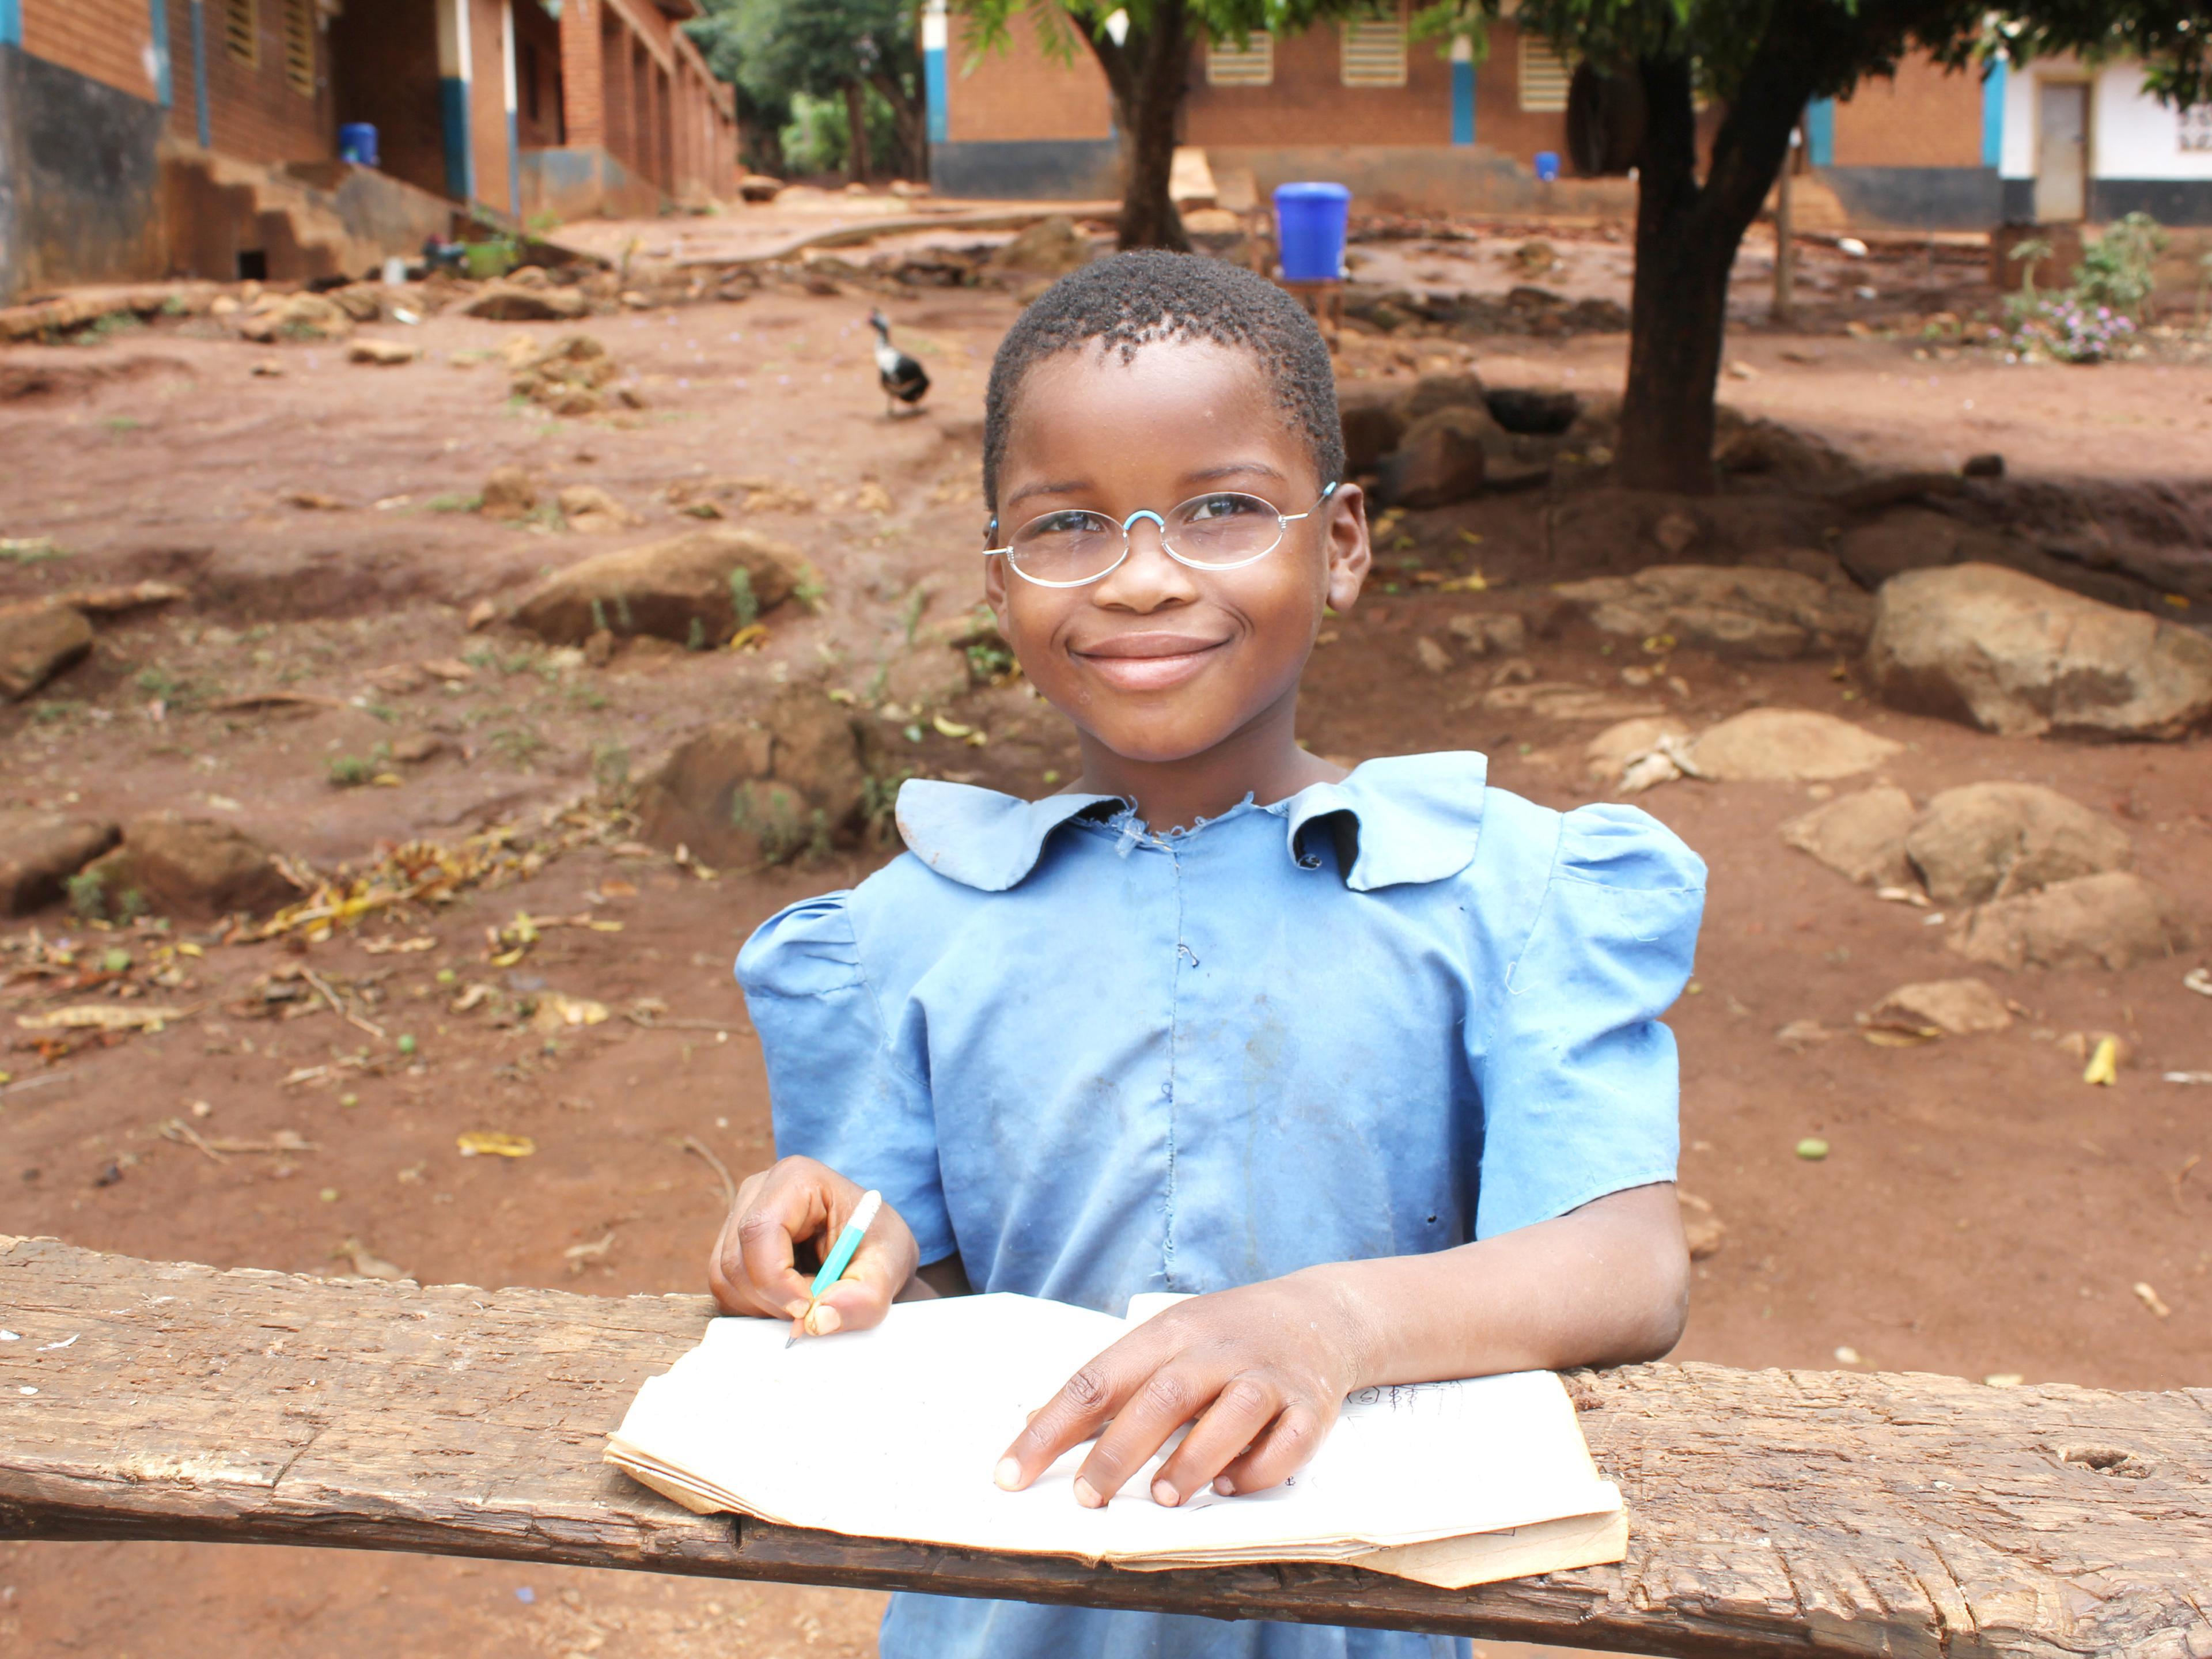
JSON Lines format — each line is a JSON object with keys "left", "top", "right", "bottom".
{"left": 982, "top": 251, "right": 1345, "bottom": 513}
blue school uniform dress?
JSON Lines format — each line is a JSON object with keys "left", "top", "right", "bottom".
{"left": 737, "top": 751, "right": 1705, "bottom": 1659}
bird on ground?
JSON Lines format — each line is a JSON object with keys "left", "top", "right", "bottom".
{"left": 869, "top": 309, "right": 929, "bottom": 418}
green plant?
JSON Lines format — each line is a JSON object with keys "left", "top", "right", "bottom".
{"left": 591, "top": 739, "right": 632, "bottom": 796}
{"left": 462, "top": 232, "right": 523, "bottom": 281}
{"left": 29, "top": 698, "right": 82, "bottom": 724}
{"left": 2008, "top": 235, "right": 2055, "bottom": 301}
{"left": 589, "top": 597, "right": 611, "bottom": 635}
{"left": 426, "top": 493, "right": 483, "bottom": 513}
{"left": 729, "top": 781, "right": 831, "bottom": 865}
{"left": 965, "top": 638, "right": 1017, "bottom": 682}
{"left": 793, "top": 574, "right": 827, "bottom": 612}
{"left": 487, "top": 726, "right": 547, "bottom": 769}
{"left": 686, "top": 616, "right": 710, "bottom": 652}
{"left": 66, "top": 870, "right": 107, "bottom": 921}
{"left": 116, "top": 888, "right": 147, "bottom": 923}
{"left": 0, "top": 536, "right": 70, "bottom": 564}
{"left": 729, "top": 567, "right": 760, "bottom": 630}
{"left": 79, "top": 313, "right": 147, "bottom": 346}
{"left": 134, "top": 665, "right": 211, "bottom": 710}
{"left": 2073, "top": 211, "right": 2169, "bottom": 319}
{"left": 898, "top": 586, "right": 927, "bottom": 644}
{"left": 328, "top": 753, "right": 373, "bottom": 787}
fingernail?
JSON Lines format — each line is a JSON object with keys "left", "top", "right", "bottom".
{"left": 1214, "top": 1477, "right": 1236, "bottom": 1496}
{"left": 1152, "top": 1479, "right": 1178, "bottom": 1508}
{"left": 994, "top": 1457, "right": 1022, "bottom": 1490}
{"left": 1073, "top": 1478, "right": 1102, "bottom": 1509}
{"left": 809, "top": 1304, "right": 842, "bottom": 1335}
{"left": 784, "top": 1300, "right": 810, "bottom": 1320}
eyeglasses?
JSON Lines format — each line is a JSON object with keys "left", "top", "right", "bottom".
{"left": 983, "top": 484, "right": 1339, "bottom": 589}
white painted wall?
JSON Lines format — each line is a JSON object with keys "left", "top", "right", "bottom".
{"left": 1999, "top": 55, "right": 2212, "bottom": 180}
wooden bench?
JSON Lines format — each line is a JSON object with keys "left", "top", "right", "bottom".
{"left": 3, "top": 1233, "right": 2207, "bottom": 1658}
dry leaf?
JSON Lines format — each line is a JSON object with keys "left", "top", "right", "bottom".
{"left": 457, "top": 1131, "right": 536, "bottom": 1158}
{"left": 17, "top": 1005, "right": 189, "bottom": 1032}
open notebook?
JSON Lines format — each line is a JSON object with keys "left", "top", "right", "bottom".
{"left": 606, "top": 1292, "right": 1626, "bottom": 1589}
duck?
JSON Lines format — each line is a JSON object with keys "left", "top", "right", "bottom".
{"left": 869, "top": 309, "right": 929, "bottom": 418}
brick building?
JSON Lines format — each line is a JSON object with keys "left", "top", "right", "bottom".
{"left": 1, "top": 0, "right": 740, "bottom": 301}
{"left": 921, "top": 1, "right": 2211, "bottom": 229}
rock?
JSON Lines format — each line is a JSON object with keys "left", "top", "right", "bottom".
{"left": 1484, "top": 387, "right": 1580, "bottom": 435}
{"left": 1713, "top": 418, "right": 1853, "bottom": 482}
{"left": 511, "top": 334, "right": 619, "bottom": 414}
{"left": 1677, "top": 1192, "right": 1725, "bottom": 1260}
{"left": 1684, "top": 709, "right": 1903, "bottom": 782}
{"left": 1867, "top": 564, "right": 2212, "bottom": 740}
{"left": 738, "top": 174, "right": 785, "bottom": 203}
{"left": 465, "top": 599, "right": 498, "bottom": 631}
{"left": 1835, "top": 509, "right": 2015, "bottom": 590}
{"left": 556, "top": 484, "right": 640, "bottom": 533}
{"left": 1903, "top": 782, "right": 2133, "bottom": 907}
{"left": 1480, "top": 683, "right": 1662, "bottom": 723}
{"left": 347, "top": 339, "right": 418, "bottom": 366}
{"left": 0, "top": 603, "right": 94, "bottom": 700}
{"left": 1446, "top": 612, "right": 1526, "bottom": 656}
{"left": 236, "top": 291, "right": 353, "bottom": 342}
{"left": 327, "top": 287, "right": 384, "bottom": 322}
{"left": 512, "top": 528, "right": 806, "bottom": 647}
{"left": 0, "top": 813, "right": 120, "bottom": 914}
{"left": 364, "top": 662, "right": 429, "bottom": 695}
{"left": 1948, "top": 871, "right": 2192, "bottom": 972}
{"left": 388, "top": 733, "right": 445, "bottom": 764}
{"left": 1963, "top": 452, "right": 2005, "bottom": 479}
{"left": 635, "top": 690, "right": 868, "bottom": 868}
{"left": 1782, "top": 786, "right": 1916, "bottom": 887}
{"left": 1415, "top": 636, "right": 1452, "bottom": 675}
{"left": 1336, "top": 384, "right": 1406, "bottom": 474}
{"left": 461, "top": 283, "right": 588, "bottom": 321}
{"left": 1377, "top": 407, "right": 1488, "bottom": 509}
{"left": 992, "top": 216, "right": 1092, "bottom": 276}
{"left": 583, "top": 628, "right": 616, "bottom": 667}
{"left": 81, "top": 813, "right": 297, "bottom": 919}
{"left": 1652, "top": 512, "right": 1701, "bottom": 556}
{"left": 1584, "top": 717, "right": 1691, "bottom": 787}
{"left": 1552, "top": 565, "right": 1874, "bottom": 661}
{"left": 480, "top": 465, "right": 539, "bottom": 522}
{"left": 1395, "top": 372, "right": 1490, "bottom": 425}
{"left": 1866, "top": 979, "right": 2013, "bottom": 1037}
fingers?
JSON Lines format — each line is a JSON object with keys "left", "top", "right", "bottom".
{"left": 1210, "top": 1400, "right": 1332, "bottom": 1498}
{"left": 1143, "top": 1373, "right": 1285, "bottom": 1508}
{"left": 802, "top": 1211, "right": 918, "bottom": 1336}
{"left": 995, "top": 1348, "right": 1141, "bottom": 1499}
{"left": 706, "top": 1157, "right": 882, "bottom": 1323}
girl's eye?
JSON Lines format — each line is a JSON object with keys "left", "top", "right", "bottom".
{"left": 1185, "top": 494, "right": 1264, "bottom": 523}
{"left": 1031, "top": 511, "right": 1104, "bottom": 537}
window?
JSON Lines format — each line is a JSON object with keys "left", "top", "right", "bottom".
{"left": 1517, "top": 33, "right": 1571, "bottom": 112}
{"left": 223, "top": 0, "right": 257, "bottom": 67}
{"left": 1207, "top": 31, "right": 1274, "bottom": 86}
{"left": 281, "top": 0, "right": 315, "bottom": 96}
{"left": 2183, "top": 104, "right": 2212, "bottom": 153}
{"left": 1340, "top": 13, "right": 1407, "bottom": 88}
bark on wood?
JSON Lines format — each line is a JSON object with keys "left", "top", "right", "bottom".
{"left": 3, "top": 1234, "right": 2210, "bottom": 1658}
{"left": 1079, "top": 13, "right": 1192, "bottom": 253}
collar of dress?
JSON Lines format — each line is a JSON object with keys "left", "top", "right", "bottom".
{"left": 891, "top": 751, "right": 1490, "bottom": 895}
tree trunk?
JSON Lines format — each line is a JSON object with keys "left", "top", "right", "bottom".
{"left": 1078, "top": 12, "right": 1191, "bottom": 251}
{"left": 1612, "top": 35, "right": 1819, "bottom": 494}
{"left": 844, "top": 80, "right": 873, "bottom": 184}
{"left": 869, "top": 69, "right": 926, "bottom": 181}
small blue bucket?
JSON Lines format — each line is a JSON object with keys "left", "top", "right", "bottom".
{"left": 338, "top": 123, "right": 380, "bottom": 167}
{"left": 1273, "top": 181, "right": 1351, "bottom": 282}
{"left": 1533, "top": 150, "right": 1560, "bottom": 183}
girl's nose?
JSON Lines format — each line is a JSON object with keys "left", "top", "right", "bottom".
{"left": 1093, "top": 517, "right": 1197, "bottom": 611}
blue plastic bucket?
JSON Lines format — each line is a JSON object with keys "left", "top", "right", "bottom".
{"left": 338, "top": 123, "right": 380, "bottom": 167}
{"left": 1273, "top": 181, "right": 1351, "bottom": 282}
{"left": 1533, "top": 150, "right": 1560, "bottom": 182}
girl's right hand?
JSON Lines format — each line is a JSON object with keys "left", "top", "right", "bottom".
{"left": 707, "top": 1155, "right": 919, "bottom": 1338}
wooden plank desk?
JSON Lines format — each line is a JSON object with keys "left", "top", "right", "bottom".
{"left": 3, "top": 1235, "right": 2207, "bottom": 1658}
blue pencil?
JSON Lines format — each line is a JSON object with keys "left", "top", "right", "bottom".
{"left": 787, "top": 1189, "right": 882, "bottom": 1347}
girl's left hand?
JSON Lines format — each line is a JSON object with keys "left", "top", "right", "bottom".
{"left": 992, "top": 1271, "right": 1367, "bottom": 1509}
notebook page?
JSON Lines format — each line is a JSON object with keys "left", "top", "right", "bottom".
{"left": 608, "top": 1293, "right": 1619, "bottom": 1560}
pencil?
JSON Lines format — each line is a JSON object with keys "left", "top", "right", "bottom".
{"left": 787, "top": 1189, "right": 882, "bottom": 1347}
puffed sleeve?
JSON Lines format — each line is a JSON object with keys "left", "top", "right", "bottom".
{"left": 1471, "top": 802, "right": 1706, "bottom": 1239}
{"left": 735, "top": 893, "right": 956, "bottom": 1264}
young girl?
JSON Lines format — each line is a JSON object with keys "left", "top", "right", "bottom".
{"left": 708, "top": 253, "right": 1705, "bottom": 1659}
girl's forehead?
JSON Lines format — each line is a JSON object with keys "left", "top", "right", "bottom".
{"left": 1006, "top": 338, "right": 1302, "bottom": 467}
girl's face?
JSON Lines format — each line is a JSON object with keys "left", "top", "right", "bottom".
{"left": 984, "top": 338, "right": 1370, "bottom": 768}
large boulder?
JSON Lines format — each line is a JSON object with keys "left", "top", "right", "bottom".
{"left": 1684, "top": 709, "right": 1903, "bottom": 782}
{"left": 1376, "top": 407, "right": 1488, "bottom": 509}
{"left": 1865, "top": 979, "right": 2013, "bottom": 1037}
{"left": 1835, "top": 508, "right": 2016, "bottom": 590}
{"left": 81, "top": 813, "right": 297, "bottom": 919}
{"left": 1867, "top": 563, "right": 2212, "bottom": 739}
{"left": 1395, "top": 372, "right": 1490, "bottom": 425}
{"left": 1947, "top": 871, "right": 2192, "bottom": 972}
{"left": 236, "top": 291, "right": 353, "bottom": 342}
{"left": 635, "top": 690, "right": 869, "bottom": 868}
{"left": 0, "top": 603, "right": 94, "bottom": 700}
{"left": 513, "top": 529, "right": 809, "bottom": 647}
{"left": 992, "top": 216, "right": 1092, "bottom": 276}
{"left": 511, "top": 334, "right": 619, "bottom": 414}
{"left": 1903, "top": 782, "right": 2132, "bottom": 907}
{"left": 1551, "top": 565, "right": 1874, "bottom": 660}
{"left": 1336, "top": 384, "right": 1407, "bottom": 474}
{"left": 1781, "top": 785, "right": 1916, "bottom": 887}
{"left": 0, "top": 813, "right": 119, "bottom": 914}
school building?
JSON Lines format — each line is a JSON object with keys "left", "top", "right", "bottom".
{"left": 919, "top": 1, "right": 2212, "bottom": 231}
{"left": 0, "top": 0, "right": 738, "bottom": 302}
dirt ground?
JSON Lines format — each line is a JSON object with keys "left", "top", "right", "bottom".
{"left": 3, "top": 218, "right": 2211, "bottom": 1658}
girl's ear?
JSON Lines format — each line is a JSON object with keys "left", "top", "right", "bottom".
{"left": 1321, "top": 482, "right": 1372, "bottom": 613}
{"left": 982, "top": 546, "right": 1012, "bottom": 631}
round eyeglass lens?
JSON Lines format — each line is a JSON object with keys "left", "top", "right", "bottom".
{"left": 1009, "top": 510, "right": 1123, "bottom": 584}
{"left": 1167, "top": 493, "right": 1284, "bottom": 567}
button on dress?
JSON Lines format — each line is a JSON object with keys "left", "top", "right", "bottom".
{"left": 737, "top": 752, "right": 1706, "bottom": 1659}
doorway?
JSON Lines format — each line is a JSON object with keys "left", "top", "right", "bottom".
{"left": 2034, "top": 80, "right": 2088, "bottom": 223}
